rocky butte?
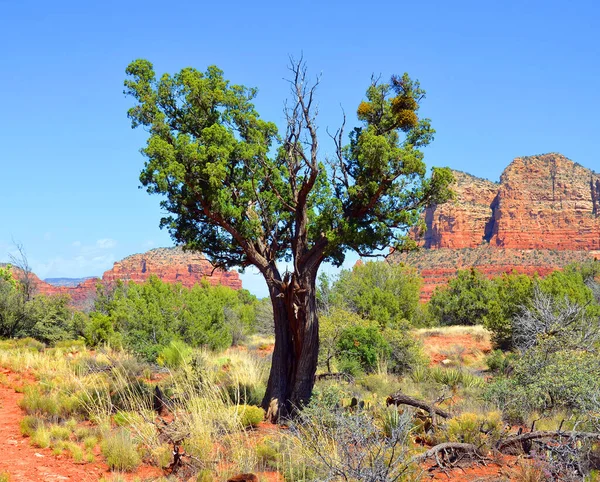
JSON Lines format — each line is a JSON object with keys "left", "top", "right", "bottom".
{"left": 30, "top": 247, "right": 242, "bottom": 309}
{"left": 393, "top": 153, "right": 600, "bottom": 300}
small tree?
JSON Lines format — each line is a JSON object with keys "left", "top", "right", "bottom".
{"left": 428, "top": 268, "right": 496, "bottom": 326}
{"left": 328, "top": 260, "right": 422, "bottom": 328}
{"left": 125, "top": 58, "right": 453, "bottom": 420}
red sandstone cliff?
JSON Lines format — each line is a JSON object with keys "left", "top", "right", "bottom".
{"left": 29, "top": 247, "right": 242, "bottom": 309}
{"left": 101, "top": 247, "right": 242, "bottom": 290}
{"left": 396, "top": 154, "right": 600, "bottom": 300}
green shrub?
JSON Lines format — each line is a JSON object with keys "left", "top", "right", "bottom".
{"left": 337, "top": 322, "right": 390, "bottom": 373}
{"left": 101, "top": 429, "right": 141, "bottom": 472}
{"left": 53, "top": 339, "right": 86, "bottom": 351}
{"left": 31, "top": 425, "right": 51, "bottom": 448}
{"left": 235, "top": 405, "right": 265, "bottom": 428}
{"left": 255, "top": 439, "right": 279, "bottom": 470}
{"left": 157, "top": 340, "right": 192, "bottom": 368}
{"left": 49, "top": 424, "right": 72, "bottom": 441}
{"left": 445, "top": 411, "right": 504, "bottom": 448}
{"left": 338, "top": 357, "right": 364, "bottom": 377}
{"left": 14, "top": 337, "right": 45, "bottom": 352}
{"left": 486, "top": 349, "right": 516, "bottom": 374}
{"left": 20, "top": 415, "right": 41, "bottom": 436}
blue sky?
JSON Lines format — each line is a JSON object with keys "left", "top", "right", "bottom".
{"left": 1, "top": 0, "right": 598, "bottom": 297}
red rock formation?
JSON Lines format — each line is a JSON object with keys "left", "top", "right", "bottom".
{"left": 101, "top": 247, "right": 242, "bottom": 290}
{"left": 416, "top": 171, "right": 498, "bottom": 249}
{"left": 489, "top": 154, "right": 600, "bottom": 250}
{"left": 15, "top": 247, "right": 242, "bottom": 310}
{"left": 397, "top": 153, "right": 600, "bottom": 300}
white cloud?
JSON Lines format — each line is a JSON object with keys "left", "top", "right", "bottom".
{"left": 29, "top": 238, "right": 120, "bottom": 279}
{"left": 96, "top": 238, "right": 117, "bottom": 249}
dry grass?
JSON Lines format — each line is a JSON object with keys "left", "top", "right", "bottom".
{"left": 414, "top": 324, "right": 491, "bottom": 338}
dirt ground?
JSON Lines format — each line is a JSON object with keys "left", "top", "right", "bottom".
{"left": 0, "top": 329, "right": 517, "bottom": 482}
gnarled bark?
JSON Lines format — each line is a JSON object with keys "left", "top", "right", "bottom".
{"left": 262, "top": 269, "right": 320, "bottom": 422}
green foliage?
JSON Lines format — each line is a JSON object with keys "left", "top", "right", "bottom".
{"left": 483, "top": 263, "right": 599, "bottom": 349}
{"left": 445, "top": 411, "right": 504, "bottom": 448}
{"left": 319, "top": 308, "right": 423, "bottom": 376}
{"left": 24, "top": 295, "right": 77, "bottom": 344}
{"left": 324, "top": 261, "right": 422, "bottom": 327}
{"left": 428, "top": 268, "right": 496, "bottom": 326}
{"left": 124, "top": 59, "right": 453, "bottom": 271}
{"left": 89, "top": 276, "right": 258, "bottom": 360}
{"left": 0, "top": 265, "right": 80, "bottom": 344}
{"left": 487, "top": 285, "right": 600, "bottom": 417}
{"left": 337, "top": 320, "right": 390, "bottom": 373}
{"left": 486, "top": 349, "right": 516, "bottom": 374}
{"left": 484, "top": 272, "right": 535, "bottom": 349}
{"left": 0, "top": 268, "right": 27, "bottom": 338}
{"left": 101, "top": 429, "right": 141, "bottom": 472}
{"left": 234, "top": 404, "right": 265, "bottom": 428}
{"left": 157, "top": 340, "right": 192, "bottom": 368}
{"left": 538, "top": 265, "right": 600, "bottom": 315}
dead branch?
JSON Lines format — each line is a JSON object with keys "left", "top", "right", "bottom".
{"left": 315, "top": 372, "right": 355, "bottom": 383}
{"left": 496, "top": 430, "right": 600, "bottom": 453}
{"left": 386, "top": 392, "right": 451, "bottom": 420}
{"left": 410, "top": 442, "right": 483, "bottom": 465}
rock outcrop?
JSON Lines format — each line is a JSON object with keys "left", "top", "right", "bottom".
{"left": 395, "top": 154, "right": 600, "bottom": 300}
{"left": 28, "top": 247, "right": 242, "bottom": 309}
{"left": 101, "top": 247, "right": 242, "bottom": 290}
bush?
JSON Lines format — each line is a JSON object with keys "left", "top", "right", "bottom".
{"left": 157, "top": 340, "right": 192, "bottom": 368}
{"left": 101, "top": 429, "right": 141, "bottom": 472}
{"left": 337, "top": 322, "right": 390, "bottom": 373}
{"left": 445, "top": 411, "right": 504, "bottom": 448}
{"left": 428, "top": 268, "right": 496, "bottom": 326}
{"left": 234, "top": 405, "right": 265, "bottom": 428}
{"left": 486, "top": 349, "right": 516, "bottom": 374}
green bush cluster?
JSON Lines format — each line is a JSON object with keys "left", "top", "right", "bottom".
{"left": 428, "top": 261, "right": 600, "bottom": 349}
{"left": 0, "top": 266, "right": 84, "bottom": 344}
{"left": 318, "top": 261, "right": 426, "bottom": 376}
{"left": 87, "top": 276, "right": 261, "bottom": 361}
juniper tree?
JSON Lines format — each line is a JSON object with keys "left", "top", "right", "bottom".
{"left": 124, "top": 58, "right": 453, "bottom": 421}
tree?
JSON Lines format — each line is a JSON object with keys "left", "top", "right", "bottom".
{"left": 485, "top": 271, "right": 535, "bottom": 349}
{"left": 428, "top": 268, "right": 496, "bottom": 326}
{"left": 328, "top": 260, "right": 422, "bottom": 328}
{"left": 124, "top": 58, "right": 453, "bottom": 420}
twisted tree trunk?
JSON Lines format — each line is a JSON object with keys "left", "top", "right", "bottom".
{"left": 262, "top": 269, "right": 319, "bottom": 422}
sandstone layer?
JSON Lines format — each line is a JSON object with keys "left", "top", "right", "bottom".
{"left": 28, "top": 247, "right": 242, "bottom": 309}
{"left": 395, "top": 153, "right": 600, "bottom": 300}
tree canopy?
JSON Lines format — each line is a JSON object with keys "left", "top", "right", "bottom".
{"left": 124, "top": 60, "right": 453, "bottom": 274}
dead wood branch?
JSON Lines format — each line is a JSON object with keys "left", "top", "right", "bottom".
{"left": 410, "top": 442, "right": 484, "bottom": 466}
{"left": 315, "top": 372, "right": 355, "bottom": 383}
{"left": 386, "top": 392, "right": 451, "bottom": 421}
{"left": 496, "top": 430, "right": 600, "bottom": 453}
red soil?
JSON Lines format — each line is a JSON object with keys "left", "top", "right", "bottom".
{"left": 0, "top": 368, "right": 162, "bottom": 482}
{"left": 420, "top": 333, "right": 492, "bottom": 366}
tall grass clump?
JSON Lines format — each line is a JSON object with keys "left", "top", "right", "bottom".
{"left": 101, "top": 428, "right": 141, "bottom": 472}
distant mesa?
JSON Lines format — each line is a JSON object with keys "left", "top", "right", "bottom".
{"left": 393, "top": 153, "right": 600, "bottom": 300}
{"left": 21, "top": 247, "right": 242, "bottom": 310}
{"left": 44, "top": 277, "right": 97, "bottom": 287}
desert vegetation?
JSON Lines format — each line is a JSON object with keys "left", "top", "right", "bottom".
{"left": 1, "top": 259, "right": 600, "bottom": 480}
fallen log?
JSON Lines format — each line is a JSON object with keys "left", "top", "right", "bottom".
{"left": 410, "top": 442, "right": 483, "bottom": 467}
{"left": 496, "top": 430, "right": 600, "bottom": 453}
{"left": 386, "top": 392, "right": 450, "bottom": 420}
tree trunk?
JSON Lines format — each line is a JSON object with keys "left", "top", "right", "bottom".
{"left": 262, "top": 270, "right": 319, "bottom": 422}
